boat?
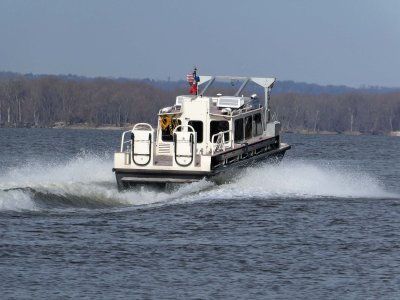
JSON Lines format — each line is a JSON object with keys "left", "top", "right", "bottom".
{"left": 113, "top": 68, "right": 291, "bottom": 189}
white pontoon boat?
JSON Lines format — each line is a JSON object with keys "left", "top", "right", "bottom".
{"left": 113, "top": 69, "right": 290, "bottom": 189}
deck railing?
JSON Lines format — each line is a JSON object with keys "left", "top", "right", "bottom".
{"left": 211, "top": 130, "right": 232, "bottom": 155}
{"left": 120, "top": 123, "right": 154, "bottom": 153}
{"left": 120, "top": 131, "right": 132, "bottom": 152}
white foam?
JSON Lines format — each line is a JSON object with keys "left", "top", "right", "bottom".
{"left": 0, "top": 189, "right": 38, "bottom": 211}
{"left": 0, "top": 153, "right": 115, "bottom": 211}
{"left": 181, "top": 160, "right": 398, "bottom": 202}
{"left": 0, "top": 153, "right": 214, "bottom": 211}
{"left": 0, "top": 156, "right": 397, "bottom": 212}
{"left": 0, "top": 153, "right": 114, "bottom": 190}
{"left": 113, "top": 179, "right": 215, "bottom": 207}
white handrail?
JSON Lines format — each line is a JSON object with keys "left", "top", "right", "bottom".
{"left": 211, "top": 130, "right": 232, "bottom": 155}
{"left": 173, "top": 124, "right": 197, "bottom": 167}
{"left": 120, "top": 131, "right": 132, "bottom": 152}
{"left": 133, "top": 123, "right": 154, "bottom": 131}
{"left": 120, "top": 123, "right": 154, "bottom": 152}
{"left": 172, "top": 124, "right": 195, "bottom": 134}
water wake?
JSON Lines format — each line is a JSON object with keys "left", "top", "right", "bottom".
{"left": 182, "top": 160, "right": 398, "bottom": 203}
{"left": 0, "top": 155, "right": 398, "bottom": 212}
{"left": 0, "top": 154, "right": 214, "bottom": 211}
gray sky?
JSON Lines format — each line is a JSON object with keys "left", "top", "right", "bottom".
{"left": 1, "top": 0, "right": 400, "bottom": 87}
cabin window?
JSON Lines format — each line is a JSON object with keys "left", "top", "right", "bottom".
{"left": 254, "top": 113, "right": 263, "bottom": 136}
{"left": 188, "top": 121, "right": 203, "bottom": 143}
{"left": 210, "top": 121, "right": 229, "bottom": 142}
{"left": 161, "top": 119, "right": 181, "bottom": 142}
{"left": 234, "top": 118, "right": 243, "bottom": 142}
{"left": 245, "top": 116, "right": 252, "bottom": 139}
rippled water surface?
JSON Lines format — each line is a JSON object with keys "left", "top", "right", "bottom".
{"left": 1, "top": 128, "right": 400, "bottom": 299}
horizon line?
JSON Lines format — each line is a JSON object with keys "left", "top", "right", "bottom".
{"left": 1, "top": 70, "right": 399, "bottom": 90}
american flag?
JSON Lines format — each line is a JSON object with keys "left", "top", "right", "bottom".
{"left": 186, "top": 73, "right": 194, "bottom": 84}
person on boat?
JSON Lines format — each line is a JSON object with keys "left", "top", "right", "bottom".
{"left": 190, "top": 83, "right": 198, "bottom": 95}
{"left": 187, "top": 67, "right": 199, "bottom": 95}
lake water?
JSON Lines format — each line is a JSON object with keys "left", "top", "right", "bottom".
{"left": 1, "top": 128, "right": 400, "bottom": 299}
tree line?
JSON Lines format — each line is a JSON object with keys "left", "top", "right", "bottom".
{"left": 0, "top": 75, "right": 175, "bottom": 128}
{"left": 271, "top": 92, "right": 400, "bottom": 134}
{"left": 0, "top": 75, "right": 399, "bottom": 134}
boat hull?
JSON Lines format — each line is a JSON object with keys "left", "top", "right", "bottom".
{"left": 114, "top": 143, "right": 290, "bottom": 190}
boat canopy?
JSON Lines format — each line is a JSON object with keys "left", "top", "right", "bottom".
{"left": 198, "top": 75, "right": 276, "bottom": 122}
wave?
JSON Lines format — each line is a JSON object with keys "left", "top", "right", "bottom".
{"left": 182, "top": 160, "right": 398, "bottom": 203}
{"left": 0, "top": 155, "right": 398, "bottom": 212}
{"left": 0, "top": 153, "right": 214, "bottom": 212}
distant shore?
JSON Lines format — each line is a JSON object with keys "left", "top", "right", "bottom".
{"left": 2, "top": 73, "right": 399, "bottom": 136}
{"left": 59, "top": 124, "right": 400, "bottom": 136}
{"left": 3, "top": 123, "right": 399, "bottom": 137}
{"left": 54, "top": 123, "right": 128, "bottom": 131}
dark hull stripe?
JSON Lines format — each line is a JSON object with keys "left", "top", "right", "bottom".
{"left": 114, "top": 144, "right": 290, "bottom": 187}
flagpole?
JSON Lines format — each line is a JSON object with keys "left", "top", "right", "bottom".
{"left": 194, "top": 67, "right": 198, "bottom": 96}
